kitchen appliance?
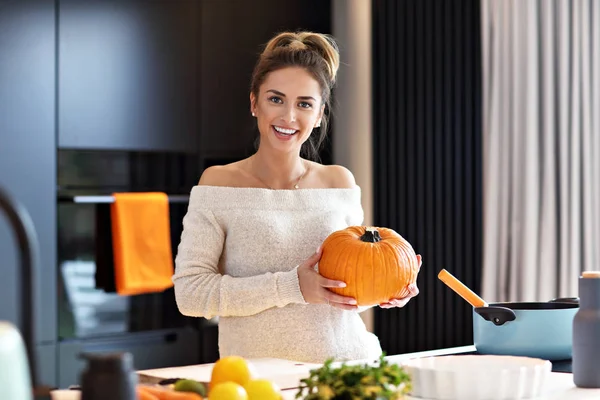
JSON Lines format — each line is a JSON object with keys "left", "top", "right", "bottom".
{"left": 53, "top": 149, "right": 222, "bottom": 388}
{"left": 439, "top": 269, "right": 580, "bottom": 361}
{"left": 56, "top": 149, "right": 197, "bottom": 340}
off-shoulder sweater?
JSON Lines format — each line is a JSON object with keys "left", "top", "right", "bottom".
{"left": 172, "top": 185, "right": 382, "bottom": 363}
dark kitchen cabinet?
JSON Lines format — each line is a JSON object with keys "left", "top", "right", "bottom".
{"left": 58, "top": 0, "right": 200, "bottom": 152}
{"left": 0, "top": 0, "right": 58, "bottom": 386}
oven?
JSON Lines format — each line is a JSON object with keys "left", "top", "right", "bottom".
{"left": 54, "top": 149, "right": 217, "bottom": 387}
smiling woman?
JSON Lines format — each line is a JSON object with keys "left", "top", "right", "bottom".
{"left": 250, "top": 67, "right": 324, "bottom": 171}
{"left": 171, "top": 31, "right": 420, "bottom": 363}
{"left": 248, "top": 31, "right": 337, "bottom": 163}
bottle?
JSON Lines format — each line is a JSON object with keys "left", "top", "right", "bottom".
{"left": 572, "top": 271, "right": 600, "bottom": 388}
{"left": 80, "top": 352, "right": 138, "bottom": 400}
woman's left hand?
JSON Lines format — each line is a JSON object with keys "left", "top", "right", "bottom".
{"left": 379, "top": 284, "right": 419, "bottom": 309}
{"left": 379, "top": 254, "right": 422, "bottom": 309}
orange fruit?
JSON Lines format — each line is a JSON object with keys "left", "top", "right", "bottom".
{"left": 210, "top": 356, "right": 256, "bottom": 389}
{"left": 208, "top": 382, "right": 248, "bottom": 400}
{"left": 243, "top": 379, "right": 282, "bottom": 400}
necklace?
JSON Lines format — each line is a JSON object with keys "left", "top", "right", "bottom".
{"left": 249, "top": 159, "right": 307, "bottom": 190}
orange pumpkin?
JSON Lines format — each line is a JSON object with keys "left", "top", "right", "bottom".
{"left": 318, "top": 226, "right": 420, "bottom": 306}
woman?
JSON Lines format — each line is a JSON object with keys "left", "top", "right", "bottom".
{"left": 172, "top": 31, "right": 420, "bottom": 363}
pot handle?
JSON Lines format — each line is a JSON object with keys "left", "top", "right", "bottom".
{"left": 474, "top": 306, "right": 516, "bottom": 326}
{"left": 549, "top": 297, "right": 580, "bottom": 304}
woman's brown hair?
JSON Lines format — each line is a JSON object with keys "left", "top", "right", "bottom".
{"left": 250, "top": 31, "right": 340, "bottom": 161}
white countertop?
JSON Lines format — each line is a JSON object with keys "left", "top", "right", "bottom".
{"left": 139, "top": 345, "right": 600, "bottom": 400}
{"left": 383, "top": 346, "right": 600, "bottom": 400}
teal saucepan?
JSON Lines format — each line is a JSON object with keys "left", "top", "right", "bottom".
{"left": 438, "top": 269, "right": 580, "bottom": 361}
{"left": 473, "top": 298, "right": 579, "bottom": 361}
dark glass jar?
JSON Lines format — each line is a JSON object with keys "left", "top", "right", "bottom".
{"left": 80, "top": 352, "right": 137, "bottom": 400}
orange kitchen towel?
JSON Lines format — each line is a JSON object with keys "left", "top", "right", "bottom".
{"left": 110, "top": 192, "right": 174, "bottom": 295}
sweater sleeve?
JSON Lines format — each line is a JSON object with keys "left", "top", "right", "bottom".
{"left": 172, "top": 205, "right": 307, "bottom": 319}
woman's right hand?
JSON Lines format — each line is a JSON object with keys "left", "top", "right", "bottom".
{"left": 297, "top": 247, "right": 358, "bottom": 310}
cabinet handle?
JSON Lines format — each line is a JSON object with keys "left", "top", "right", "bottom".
{"left": 57, "top": 195, "right": 189, "bottom": 204}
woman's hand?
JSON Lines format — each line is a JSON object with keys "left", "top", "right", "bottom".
{"left": 297, "top": 247, "right": 358, "bottom": 310}
{"left": 379, "top": 254, "right": 422, "bottom": 309}
{"left": 379, "top": 284, "right": 419, "bottom": 308}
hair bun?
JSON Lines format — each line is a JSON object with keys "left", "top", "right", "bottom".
{"left": 263, "top": 31, "right": 340, "bottom": 83}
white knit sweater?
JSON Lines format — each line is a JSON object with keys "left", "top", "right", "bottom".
{"left": 172, "top": 185, "right": 383, "bottom": 363}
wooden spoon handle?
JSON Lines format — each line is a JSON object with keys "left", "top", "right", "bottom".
{"left": 438, "top": 269, "right": 488, "bottom": 308}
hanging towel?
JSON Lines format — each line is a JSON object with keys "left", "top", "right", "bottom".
{"left": 110, "top": 192, "right": 174, "bottom": 295}
{"left": 95, "top": 204, "right": 117, "bottom": 293}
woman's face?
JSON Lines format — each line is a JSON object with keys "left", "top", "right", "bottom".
{"left": 250, "top": 66, "right": 324, "bottom": 155}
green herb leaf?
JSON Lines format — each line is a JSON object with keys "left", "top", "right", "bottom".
{"left": 295, "top": 353, "right": 412, "bottom": 400}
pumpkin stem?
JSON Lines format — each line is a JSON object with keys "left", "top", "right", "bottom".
{"left": 360, "top": 227, "right": 381, "bottom": 243}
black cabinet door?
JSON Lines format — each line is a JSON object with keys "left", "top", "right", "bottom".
{"left": 58, "top": 0, "right": 200, "bottom": 152}
{"left": 0, "top": 0, "right": 57, "bottom": 351}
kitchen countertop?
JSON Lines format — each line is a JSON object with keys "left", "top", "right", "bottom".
{"left": 138, "top": 345, "right": 600, "bottom": 399}
{"left": 357, "top": 346, "right": 600, "bottom": 400}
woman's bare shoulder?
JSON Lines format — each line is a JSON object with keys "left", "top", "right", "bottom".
{"left": 197, "top": 160, "right": 250, "bottom": 187}
{"left": 309, "top": 162, "right": 357, "bottom": 189}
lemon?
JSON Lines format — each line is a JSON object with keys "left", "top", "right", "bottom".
{"left": 210, "top": 356, "right": 256, "bottom": 388}
{"left": 209, "top": 381, "right": 248, "bottom": 400}
{"left": 244, "top": 379, "right": 282, "bottom": 400}
{"left": 317, "top": 384, "right": 335, "bottom": 399}
{"left": 174, "top": 378, "right": 207, "bottom": 396}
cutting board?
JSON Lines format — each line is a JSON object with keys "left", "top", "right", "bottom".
{"left": 137, "top": 358, "right": 322, "bottom": 390}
